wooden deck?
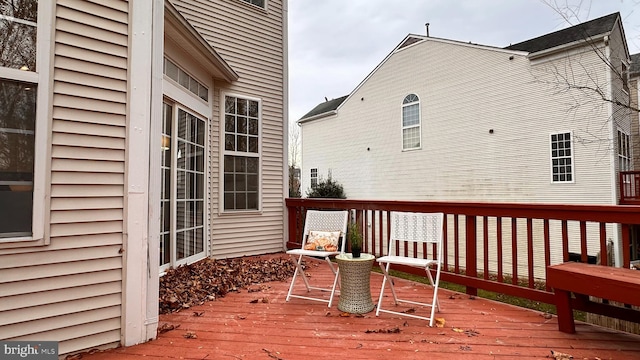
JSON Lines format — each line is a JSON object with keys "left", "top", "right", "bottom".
{"left": 81, "top": 256, "right": 640, "bottom": 360}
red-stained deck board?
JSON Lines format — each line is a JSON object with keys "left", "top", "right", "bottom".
{"left": 81, "top": 255, "right": 640, "bottom": 360}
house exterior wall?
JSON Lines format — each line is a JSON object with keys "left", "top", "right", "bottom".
{"left": 301, "top": 38, "right": 616, "bottom": 205}
{"left": 631, "top": 76, "right": 640, "bottom": 170}
{"left": 171, "top": 0, "right": 287, "bottom": 258}
{"left": 0, "top": 0, "right": 129, "bottom": 355}
{"left": 300, "top": 27, "right": 630, "bottom": 274}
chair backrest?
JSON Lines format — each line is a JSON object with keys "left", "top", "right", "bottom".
{"left": 389, "top": 211, "right": 444, "bottom": 258}
{"left": 301, "top": 210, "right": 349, "bottom": 252}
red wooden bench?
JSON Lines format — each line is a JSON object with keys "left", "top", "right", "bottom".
{"left": 547, "top": 262, "right": 640, "bottom": 333}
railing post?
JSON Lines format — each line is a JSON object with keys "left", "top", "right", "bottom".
{"left": 465, "top": 215, "right": 478, "bottom": 296}
{"left": 286, "top": 203, "right": 299, "bottom": 249}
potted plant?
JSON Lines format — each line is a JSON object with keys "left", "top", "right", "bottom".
{"left": 348, "top": 221, "right": 363, "bottom": 258}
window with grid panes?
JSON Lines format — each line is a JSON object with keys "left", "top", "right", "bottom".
{"left": 402, "top": 94, "right": 420, "bottom": 150}
{"left": 550, "top": 132, "right": 574, "bottom": 183}
{"left": 223, "top": 95, "right": 260, "bottom": 210}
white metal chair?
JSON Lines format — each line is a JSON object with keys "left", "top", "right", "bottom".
{"left": 286, "top": 210, "right": 348, "bottom": 307}
{"left": 376, "top": 211, "right": 444, "bottom": 326}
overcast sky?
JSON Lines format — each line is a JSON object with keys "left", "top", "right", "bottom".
{"left": 288, "top": 0, "right": 640, "bottom": 124}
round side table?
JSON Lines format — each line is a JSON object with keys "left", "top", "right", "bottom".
{"left": 336, "top": 253, "right": 375, "bottom": 313}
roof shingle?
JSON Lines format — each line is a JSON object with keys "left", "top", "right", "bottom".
{"left": 505, "top": 12, "right": 619, "bottom": 53}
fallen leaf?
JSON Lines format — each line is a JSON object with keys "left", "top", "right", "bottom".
{"left": 402, "top": 308, "right": 416, "bottom": 314}
{"left": 183, "top": 331, "right": 197, "bottom": 339}
{"left": 550, "top": 350, "right": 573, "bottom": 359}
{"left": 452, "top": 328, "right": 465, "bottom": 333}
{"left": 158, "top": 323, "right": 179, "bottom": 334}
{"left": 340, "top": 312, "right": 351, "bottom": 317}
{"left": 460, "top": 345, "right": 472, "bottom": 351}
{"left": 365, "top": 327, "right": 401, "bottom": 334}
{"left": 464, "top": 329, "right": 479, "bottom": 337}
{"left": 434, "top": 318, "right": 446, "bottom": 328}
{"left": 193, "top": 311, "right": 204, "bottom": 317}
{"left": 237, "top": 315, "right": 246, "bottom": 320}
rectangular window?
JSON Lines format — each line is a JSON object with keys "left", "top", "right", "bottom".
{"left": 618, "top": 129, "right": 631, "bottom": 172}
{"left": 240, "top": 0, "right": 265, "bottom": 8}
{"left": 223, "top": 95, "right": 260, "bottom": 211}
{"left": 310, "top": 168, "right": 318, "bottom": 188}
{"left": 163, "top": 57, "right": 208, "bottom": 102}
{"left": 0, "top": 1, "right": 50, "bottom": 242}
{"left": 550, "top": 132, "right": 574, "bottom": 183}
{"left": 622, "top": 63, "right": 629, "bottom": 93}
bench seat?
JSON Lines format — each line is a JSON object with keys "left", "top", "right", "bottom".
{"left": 547, "top": 262, "right": 640, "bottom": 333}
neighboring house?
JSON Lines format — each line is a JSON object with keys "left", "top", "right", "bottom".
{"left": 299, "top": 13, "right": 633, "bottom": 268}
{"left": 0, "top": 0, "right": 287, "bottom": 356}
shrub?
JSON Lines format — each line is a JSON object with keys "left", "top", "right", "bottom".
{"left": 306, "top": 176, "right": 346, "bottom": 199}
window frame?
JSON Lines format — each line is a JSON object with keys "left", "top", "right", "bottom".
{"left": 0, "top": 1, "right": 54, "bottom": 246}
{"left": 549, "top": 131, "right": 575, "bottom": 184}
{"left": 310, "top": 168, "right": 318, "bottom": 188}
{"left": 401, "top": 94, "right": 421, "bottom": 151}
{"left": 220, "top": 92, "right": 262, "bottom": 213}
{"left": 237, "top": 0, "right": 267, "bottom": 10}
{"left": 617, "top": 128, "right": 631, "bottom": 172}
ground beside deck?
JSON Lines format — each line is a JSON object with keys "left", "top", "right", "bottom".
{"left": 80, "top": 255, "right": 640, "bottom": 360}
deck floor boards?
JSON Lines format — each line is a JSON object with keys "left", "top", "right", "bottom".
{"left": 81, "top": 255, "right": 640, "bottom": 360}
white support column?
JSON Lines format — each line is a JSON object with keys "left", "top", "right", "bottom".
{"left": 123, "top": 0, "right": 159, "bottom": 346}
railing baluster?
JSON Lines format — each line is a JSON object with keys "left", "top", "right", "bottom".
{"left": 599, "top": 222, "right": 607, "bottom": 266}
{"left": 511, "top": 217, "right": 518, "bottom": 285}
{"left": 527, "top": 218, "right": 534, "bottom": 288}
{"left": 544, "top": 219, "right": 551, "bottom": 291}
{"left": 580, "top": 221, "right": 588, "bottom": 263}
{"left": 466, "top": 215, "right": 478, "bottom": 296}
{"left": 454, "top": 215, "right": 460, "bottom": 274}
{"left": 497, "top": 217, "right": 503, "bottom": 283}
{"left": 562, "top": 220, "right": 569, "bottom": 262}
{"left": 483, "top": 216, "right": 489, "bottom": 280}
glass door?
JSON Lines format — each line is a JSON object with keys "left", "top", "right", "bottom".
{"left": 160, "top": 102, "right": 206, "bottom": 270}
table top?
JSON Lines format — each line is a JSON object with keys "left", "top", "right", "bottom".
{"left": 336, "top": 253, "right": 375, "bottom": 261}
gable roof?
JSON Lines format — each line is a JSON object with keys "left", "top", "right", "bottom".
{"left": 505, "top": 12, "right": 619, "bottom": 54}
{"left": 630, "top": 53, "right": 640, "bottom": 75}
{"left": 299, "top": 95, "right": 348, "bottom": 122}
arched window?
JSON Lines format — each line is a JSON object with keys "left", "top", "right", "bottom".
{"left": 402, "top": 94, "right": 421, "bottom": 150}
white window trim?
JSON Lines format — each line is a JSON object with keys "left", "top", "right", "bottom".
{"left": 617, "top": 128, "right": 631, "bottom": 172}
{"left": 235, "top": 0, "right": 268, "bottom": 11}
{"left": 549, "top": 131, "right": 575, "bottom": 184}
{"left": 159, "top": 102, "right": 209, "bottom": 274}
{"left": 0, "top": 1, "right": 54, "bottom": 246}
{"left": 401, "top": 94, "right": 421, "bottom": 151}
{"left": 219, "top": 92, "right": 263, "bottom": 214}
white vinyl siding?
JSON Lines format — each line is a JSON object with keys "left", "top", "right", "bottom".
{"left": 301, "top": 37, "right": 617, "bottom": 205}
{"left": 171, "top": 0, "right": 286, "bottom": 258}
{"left": 0, "top": 0, "right": 127, "bottom": 355}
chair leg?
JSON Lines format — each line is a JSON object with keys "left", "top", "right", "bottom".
{"left": 286, "top": 255, "right": 311, "bottom": 303}
{"left": 425, "top": 268, "right": 440, "bottom": 312}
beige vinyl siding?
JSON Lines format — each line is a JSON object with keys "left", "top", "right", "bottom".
{"left": 0, "top": 0, "right": 128, "bottom": 355}
{"left": 172, "top": 0, "right": 286, "bottom": 258}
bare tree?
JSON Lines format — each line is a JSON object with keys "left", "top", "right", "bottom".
{"left": 288, "top": 122, "right": 301, "bottom": 197}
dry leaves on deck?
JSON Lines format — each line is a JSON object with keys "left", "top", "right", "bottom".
{"left": 365, "top": 327, "right": 401, "bottom": 334}
{"left": 159, "top": 256, "right": 296, "bottom": 314}
{"left": 549, "top": 350, "right": 573, "bottom": 359}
